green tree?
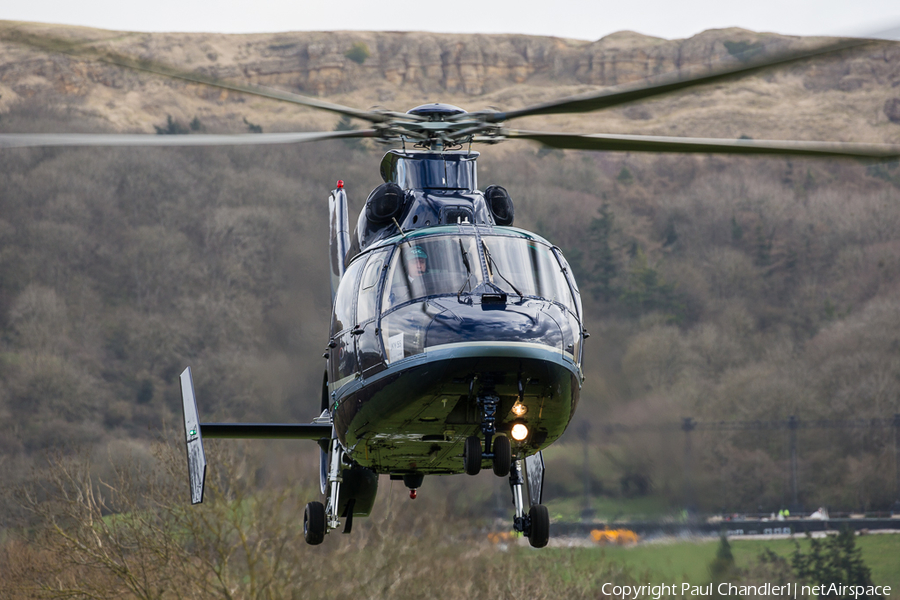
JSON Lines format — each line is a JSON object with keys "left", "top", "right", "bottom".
{"left": 619, "top": 248, "right": 684, "bottom": 321}
{"left": 154, "top": 115, "right": 189, "bottom": 135}
{"left": 345, "top": 42, "right": 370, "bottom": 65}
{"left": 616, "top": 166, "right": 634, "bottom": 185}
{"left": 754, "top": 224, "right": 771, "bottom": 267}
{"left": 791, "top": 530, "right": 883, "bottom": 599}
{"left": 243, "top": 117, "right": 263, "bottom": 133}
{"left": 334, "top": 115, "right": 364, "bottom": 150}
{"left": 588, "top": 203, "right": 619, "bottom": 302}
{"left": 731, "top": 216, "right": 744, "bottom": 242}
{"left": 709, "top": 534, "right": 741, "bottom": 596}
{"left": 723, "top": 40, "right": 765, "bottom": 61}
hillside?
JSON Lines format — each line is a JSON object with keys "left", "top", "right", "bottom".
{"left": 1, "top": 23, "right": 900, "bottom": 515}
{"left": 2, "top": 22, "right": 900, "bottom": 142}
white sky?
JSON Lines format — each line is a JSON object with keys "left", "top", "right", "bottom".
{"left": 3, "top": 0, "right": 900, "bottom": 42}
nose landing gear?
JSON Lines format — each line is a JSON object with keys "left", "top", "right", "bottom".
{"left": 464, "top": 395, "right": 513, "bottom": 477}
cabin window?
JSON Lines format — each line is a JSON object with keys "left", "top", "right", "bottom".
{"left": 331, "top": 258, "right": 366, "bottom": 335}
{"left": 357, "top": 250, "right": 389, "bottom": 324}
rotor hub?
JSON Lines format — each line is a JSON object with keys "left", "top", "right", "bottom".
{"left": 406, "top": 103, "right": 467, "bottom": 121}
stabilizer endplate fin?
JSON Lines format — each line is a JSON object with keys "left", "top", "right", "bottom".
{"left": 329, "top": 185, "right": 350, "bottom": 301}
{"left": 180, "top": 367, "right": 207, "bottom": 504}
{"left": 524, "top": 451, "right": 545, "bottom": 506}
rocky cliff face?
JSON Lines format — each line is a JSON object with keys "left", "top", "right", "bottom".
{"left": 4, "top": 26, "right": 899, "bottom": 96}
{"left": 1, "top": 23, "right": 899, "bottom": 140}
{"left": 226, "top": 30, "right": 900, "bottom": 97}
{"left": 112, "top": 29, "right": 900, "bottom": 96}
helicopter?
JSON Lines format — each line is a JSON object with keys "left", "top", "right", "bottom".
{"left": 2, "top": 27, "right": 900, "bottom": 548}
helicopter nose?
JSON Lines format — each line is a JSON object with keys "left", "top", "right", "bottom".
{"left": 424, "top": 299, "right": 565, "bottom": 354}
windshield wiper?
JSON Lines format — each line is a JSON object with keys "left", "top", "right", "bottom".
{"left": 457, "top": 238, "right": 475, "bottom": 299}
{"left": 482, "top": 241, "right": 523, "bottom": 298}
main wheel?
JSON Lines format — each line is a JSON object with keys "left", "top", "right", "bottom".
{"left": 303, "top": 501, "right": 326, "bottom": 545}
{"left": 492, "top": 435, "right": 511, "bottom": 477}
{"left": 527, "top": 504, "right": 550, "bottom": 548}
{"left": 464, "top": 436, "right": 482, "bottom": 476}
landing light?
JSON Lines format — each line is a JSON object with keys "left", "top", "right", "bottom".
{"left": 511, "top": 403, "right": 527, "bottom": 417}
{"left": 510, "top": 423, "right": 529, "bottom": 441}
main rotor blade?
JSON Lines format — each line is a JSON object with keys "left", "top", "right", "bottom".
{"left": 0, "top": 129, "right": 377, "bottom": 149}
{"left": 0, "top": 28, "right": 416, "bottom": 124}
{"left": 506, "top": 130, "right": 900, "bottom": 159}
{"left": 479, "top": 36, "right": 884, "bottom": 123}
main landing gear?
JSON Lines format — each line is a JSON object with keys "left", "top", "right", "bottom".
{"left": 463, "top": 395, "right": 549, "bottom": 548}
{"left": 304, "top": 435, "right": 344, "bottom": 545}
{"left": 510, "top": 458, "right": 549, "bottom": 548}
{"left": 304, "top": 412, "right": 379, "bottom": 545}
{"left": 467, "top": 445, "right": 549, "bottom": 548}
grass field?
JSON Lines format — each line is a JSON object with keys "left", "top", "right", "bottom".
{"left": 518, "top": 533, "right": 900, "bottom": 593}
{"left": 545, "top": 495, "right": 678, "bottom": 522}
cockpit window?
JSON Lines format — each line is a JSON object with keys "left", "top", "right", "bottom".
{"left": 393, "top": 155, "right": 477, "bottom": 190}
{"left": 383, "top": 235, "right": 482, "bottom": 311}
{"left": 481, "top": 236, "right": 576, "bottom": 312}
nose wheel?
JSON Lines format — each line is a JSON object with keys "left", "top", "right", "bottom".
{"left": 492, "top": 435, "right": 511, "bottom": 477}
{"left": 464, "top": 395, "right": 513, "bottom": 477}
{"left": 464, "top": 433, "right": 511, "bottom": 476}
{"left": 464, "top": 435, "right": 482, "bottom": 475}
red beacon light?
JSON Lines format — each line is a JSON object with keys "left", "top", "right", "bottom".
{"left": 409, "top": 489, "right": 417, "bottom": 500}
{"left": 336, "top": 180, "right": 344, "bottom": 189}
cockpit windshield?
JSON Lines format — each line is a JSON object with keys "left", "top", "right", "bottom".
{"left": 480, "top": 236, "right": 575, "bottom": 313}
{"left": 383, "top": 235, "right": 483, "bottom": 311}
{"left": 376, "top": 230, "right": 582, "bottom": 367}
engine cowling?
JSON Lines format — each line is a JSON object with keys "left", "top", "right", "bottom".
{"left": 484, "top": 185, "right": 514, "bottom": 226}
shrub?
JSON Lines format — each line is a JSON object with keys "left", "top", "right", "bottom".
{"left": 153, "top": 115, "right": 190, "bottom": 135}
{"left": 723, "top": 40, "right": 765, "bottom": 61}
{"left": 792, "top": 530, "right": 883, "bottom": 599}
{"left": 345, "top": 42, "right": 370, "bottom": 65}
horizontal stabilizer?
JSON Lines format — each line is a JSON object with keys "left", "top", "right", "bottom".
{"left": 200, "top": 423, "right": 332, "bottom": 439}
{"left": 180, "top": 367, "right": 207, "bottom": 504}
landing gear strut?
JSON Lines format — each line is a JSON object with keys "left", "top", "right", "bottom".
{"left": 464, "top": 395, "right": 512, "bottom": 477}
{"left": 306, "top": 434, "right": 345, "bottom": 545}
{"left": 509, "top": 454, "right": 549, "bottom": 548}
